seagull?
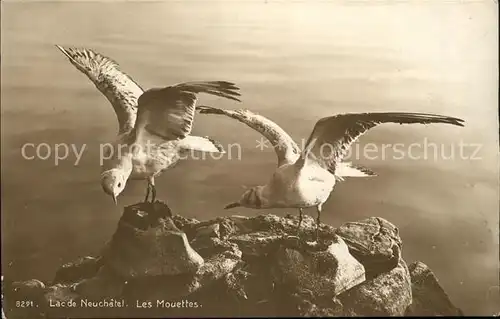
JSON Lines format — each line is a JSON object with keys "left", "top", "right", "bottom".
{"left": 56, "top": 45, "right": 241, "bottom": 204}
{"left": 198, "top": 106, "right": 465, "bottom": 239}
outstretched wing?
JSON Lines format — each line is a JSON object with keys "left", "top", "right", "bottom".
{"left": 55, "top": 45, "right": 143, "bottom": 134}
{"left": 134, "top": 81, "right": 241, "bottom": 144}
{"left": 298, "top": 112, "right": 465, "bottom": 174}
{"left": 198, "top": 106, "right": 301, "bottom": 166}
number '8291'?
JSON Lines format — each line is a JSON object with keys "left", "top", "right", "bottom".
{"left": 16, "top": 300, "right": 35, "bottom": 308}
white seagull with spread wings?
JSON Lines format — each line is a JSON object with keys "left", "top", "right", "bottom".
{"left": 198, "top": 106, "right": 465, "bottom": 240}
{"left": 56, "top": 45, "right": 241, "bottom": 204}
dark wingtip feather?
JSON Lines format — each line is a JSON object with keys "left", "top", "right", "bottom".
{"left": 205, "top": 81, "right": 242, "bottom": 102}
{"left": 204, "top": 90, "right": 241, "bottom": 102}
{"left": 368, "top": 112, "right": 466, "bottom": 128}
{"left": 450, "top": 117, "right": 466, "bottom": 127}
{"left": 422, "top": 114, "right": 465, "bottom": 127}
{"left": 352, "top": 164, "right": 377, "bottom": 176}
{"left": 213, "top": 80, "right": 238, "bottom": 87}
{"left": 177, "top": 81, "right": 242, "bottom": 102}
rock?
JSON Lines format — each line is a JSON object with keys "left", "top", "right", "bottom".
{"left": 293, "top": 295, "right": 344, "bottom": 317}
{"left": 188, "top": 217, "right": 239, "bottom": 241}
{"left": 53, "top": 256, "right": 104, "bottom": 284}
{"left": 10, "top": 279, "right": 45, "bottom": 297}
{"left": 226, "top": 215, "right": 255, "bottom": 233}
{"left": 3, "top": 205, "right": 462, "bottom": 318}
{"left": 43, "top": 283, "right": 79, "bottom": 302}
{"left": 301, "top": 303, "right": 343, "bottom": 317}
{"left": 104, "top": 202, "right": 204, "bottom": 277}
{"left": 405, "top": 261, "right": 463, "bottom": 316}
{"left": 229, "top": 232, "right": 282, "bottom": 257}
{"left": 120, "top": 201, "right": 172, "bottom": 229}
{"left": 123, "top": 244, "right": 242, "bottom": 305}
{"left": 218, "top": 218, "right": 239, "bottom": 239}
{"left": 193, "top": 249, "right": 242, "bottom": 290}
{"left": 191, "top": 236, "right": 240, "bottom": 259}
{"left": 339, "top": 255, "right": 412, "bottom": 316}
{"left": 222, "top": 271, "right": 250, "bottom": 301}
{"left": 336, "top": 217, "right": 401, "bottom": 278}
{"left": 272, "top": 235, "right": 365, "bottom": 298}
{"left": 231, "top": 214, "right": 336, "bottom": 240}
{"left": 73, "top": 267, "right": 126, "bottom": 299}
{"left": 193, "top": 223, "right": 220, "bottom": 239}
{"left": 192, "top": 267, "right": 277, "bottom": 317}
{"left": 171, "top": 215, "right": 200, "bottom": 232}
{"left": 223, "top": 263, "right": 275, "bottom": 304}
{"left": 272, "top": 284, "right": 344, "bottom": 317}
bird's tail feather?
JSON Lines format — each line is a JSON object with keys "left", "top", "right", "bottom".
{"left": 335, "top": 162, "right": 376, "bottom": 180}
{"left": 179, "top": 136, "right": 225, "bottom": 153}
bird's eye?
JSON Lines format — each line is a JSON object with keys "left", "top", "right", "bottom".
{"left": 117, "top": 183, "right": 122, "bottom": 188}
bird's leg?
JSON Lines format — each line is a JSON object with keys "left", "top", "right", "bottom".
{"left": 144, "top": 181, "right": 151, "bottom": 203}
{"left": 315, "top": 205, "right": 322, "bottom": 242}
{"left": 296, "top": 208, "right": 304, "bottom": 236}
{"left": 150, "top": 177, "right": 157, "bottom": 203}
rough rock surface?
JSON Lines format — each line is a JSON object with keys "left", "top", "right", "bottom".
{"left": 405, "top": 261, "right": 464, "bottom": 316}
{"left": 336, "top": 217, "right": 402, "bottom": 278}
{"left": 3, "top": 202, "right": 462, "bottom": 318}
{"left": 272, "top": 235, "right": 366, "bottom": 297}
{"left": 53, "top": 256, "right": 104, "bottom": 284}
{"left": 105, "top": 202, "right": 204, "bottom": 277}
{"left": 339, "top": 257, "right": 412, "bottom": 316}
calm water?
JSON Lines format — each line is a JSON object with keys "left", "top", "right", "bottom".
{"left": 1, "top": 1, "right": 498, "bottom": 315}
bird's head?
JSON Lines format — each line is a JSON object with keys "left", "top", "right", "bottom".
{"left": 55, "top": 45, "right": 116, "bottom": 84}
{"left": 224, "top": 186, "right": 267, "bottom": 210}
{"left": 100, "top": 169, "right": 127, "bottom": 205}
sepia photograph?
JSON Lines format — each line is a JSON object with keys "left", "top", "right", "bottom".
{"left": 1, "top": 0, "right": 499, "bottom": 317}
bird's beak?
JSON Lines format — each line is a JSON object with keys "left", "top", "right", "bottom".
{"left": 112, "top": 195, "right": 118, "bottom": 206}
{"left": 224, "top": 202, "right": 241, "bottom": 209}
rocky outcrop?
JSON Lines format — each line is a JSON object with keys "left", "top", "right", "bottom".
{"left": 105, "top": 202, "right": 204, "bottom": 278}
{"left": 271, "top": 235, "right": 365, "bottom": 297}
{"left": 405, "top": 261, "right": 464, "bottom": 316}
{"left": 335, "top": 217, "right": 402, "bottom": 279}
{"left": 3, "top": 202, "right": 463, "bottom": 318}
{"left": 339, "top": 258, "right": 411, "bottom": 316}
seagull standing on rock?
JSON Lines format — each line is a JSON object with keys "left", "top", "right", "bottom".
{"left": 198, "top": 106, "right": 465, "bottom": 240}
{"left": 56, "top": 45, "right": 241, "bottom": 204}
